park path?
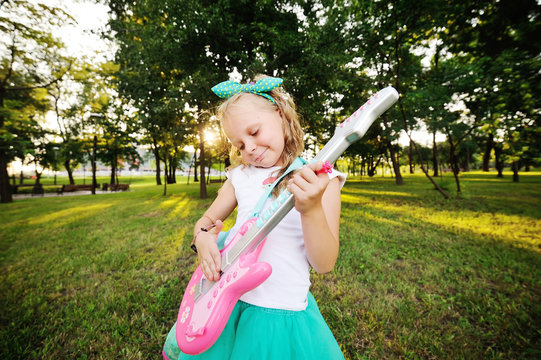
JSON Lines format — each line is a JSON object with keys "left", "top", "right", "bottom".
{"left": 13, "top": 190, "right": 119, "bottom": 200}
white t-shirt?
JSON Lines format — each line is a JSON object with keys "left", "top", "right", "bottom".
{"left": 224, "top": 164, "right": 346, "bottom": 311}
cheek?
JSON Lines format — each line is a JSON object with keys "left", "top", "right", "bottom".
{"left": 240, "top": 151, "right": 251, "bottom": 162}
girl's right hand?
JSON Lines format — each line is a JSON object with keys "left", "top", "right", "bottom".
{"left": 195, "top": 220, "right": 223, "bottom": 281}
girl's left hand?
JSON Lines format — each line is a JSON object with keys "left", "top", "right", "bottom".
{"left": 287, "top": 161, "right": 330, "bottom": 215}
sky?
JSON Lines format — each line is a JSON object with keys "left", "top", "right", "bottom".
{"left": 47, "top": 0, "right": 113, "bottom": 61}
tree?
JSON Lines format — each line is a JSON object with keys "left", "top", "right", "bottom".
{"left": 0, "top": 0, "right": 72, "bottom": 202}
{"left": 47, "top": 62, "right": 92, "bottom": 185}
{"left": 443, "top": 0, "right": 541, "bottom": 182}
{"left": 99, "top": 102, "right": 141, "bottom": 185}
{"left": 416, "top": 58, "right": 481, "bottom": 194}
{"left": 347, "top": 0, "right": 452, "bottom": 195}
{"left": 108, "top": 0, "right": 363, "bottom": 198}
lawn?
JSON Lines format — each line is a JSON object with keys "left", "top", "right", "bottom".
{"left": 1, "top": 171, "right": 540, "bottom": 359}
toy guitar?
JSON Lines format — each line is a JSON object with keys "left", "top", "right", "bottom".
{"left": 176, "top": 86, "right": 399, "bottom": 354}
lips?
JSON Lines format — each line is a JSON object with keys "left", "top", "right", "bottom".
{"left": 255, "top": 148, "right": 267, "bottom": 163}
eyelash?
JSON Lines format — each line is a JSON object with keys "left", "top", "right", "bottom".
{"left": 238, "top": 130, "right": 258, "bottom": 151}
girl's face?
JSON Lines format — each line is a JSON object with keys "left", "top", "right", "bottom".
{"left": 222, "top": 95, "right": 285, "bottom": 168}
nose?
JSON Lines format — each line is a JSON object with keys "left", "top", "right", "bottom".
{"left": 245, "top": 140, "right": 256, "bottom": 153}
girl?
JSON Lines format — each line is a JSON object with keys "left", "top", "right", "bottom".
{"left": 163, "top": 75, "right": 346, "bottom": 359}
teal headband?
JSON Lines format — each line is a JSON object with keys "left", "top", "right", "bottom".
{"left": 211, "top": 77, "right": 283, "bottom": 104}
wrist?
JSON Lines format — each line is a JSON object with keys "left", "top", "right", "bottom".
{"left": 299, "top": 200, "right": 324, "bottom": 216}
{"left": 300, "top": 204, "right": 325, "bottom": 221}
{"left": 191, "top": 223, "right": 217, "bottom": 253}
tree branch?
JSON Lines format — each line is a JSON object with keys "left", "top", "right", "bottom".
{"left": 0, "top": 27, "right": 18, "bottom": 89}
{"left": 6, "top": 61, "right": 72, "bottom": 92}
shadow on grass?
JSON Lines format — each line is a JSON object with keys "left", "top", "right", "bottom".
{"left": 314, "top": 195, "right": 540, "bottom": 359}
{"left": 342, "top": 177, "right": 541, "bottom": 221}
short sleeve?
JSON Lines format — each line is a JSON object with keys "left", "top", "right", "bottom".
{"left": 225, "top": 165, "right": 240, "bottom": 180}
{"left": 328, "top": 168, "right": 347, "bottom": 188}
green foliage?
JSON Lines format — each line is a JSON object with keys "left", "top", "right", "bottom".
{"left": 0, "top": 0, "right": 74, "bottom": 201}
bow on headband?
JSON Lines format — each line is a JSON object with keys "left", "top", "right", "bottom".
{"left": 211, "top": 77, "right": 283, "bottom": 104}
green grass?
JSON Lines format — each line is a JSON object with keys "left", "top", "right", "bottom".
{"left": 1, "top": 171, "right": 540, "bottom": 359}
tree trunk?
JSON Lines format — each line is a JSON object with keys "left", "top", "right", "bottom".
{"left": 64, "top": 159, "right": 75, "bottom": 185}
{"left": 92, "top": 135, "right": 97, "bottom": 195}
{"left": 448, "top": 139, "right": 461, "bottom": 193}
{"left": 512, "top": 161, "right": 519, "bottom": 182}
{"left": 494, "top": 144, "right": 504, "bottom": 178}
{"left": 0, "top": 89, "right": 13, "bottom": 203}
{"left": 432, "top": 132, "right": 439, "bottom": 177}
{"left": 367, "top": 155, "right": 381, "bottom": 177}
{"left": 482, "top": 133, "right": 493, "bottom": 172}
{"left": 168, "top": 158, "right": 175, "bottom": 184}
{"left": 34, "top": 166, "right": 42, "bottom": 184}
{"left": 110, "top": 155, "right": 116, "bottom": 185}
{"left": 186, "top": 156, "right": 192, "bottom": 185}
{"left": 194, "top": 151, "right": 199, "bottom": 182}
{"left": 0, "top": 149, "right": 12, "bottom": 203}
{"left": 153, "top": 141, "right": 161, "bottom": 185}
{"left": 387, "top": 143, "right": 403, "bottom": 185}
{"left": 163, "top": 152, "right": 168, "bottom": 196}
{"left": 199, "top": 125, "right": 207, "bottom": 199}
{"left": 408, "top": 140, "right": 414, "bottom": 174}
{"left": 172, "top": 157, "right": 177, "bottom": 183}
{"left": 464, "top": 147, "right": 470, "bottom": 172}
{"left": 206, "top": 161, "right": 211, "bottom": 184}
{"left": 154, "top": 150, "right": 162, "bottom": 185}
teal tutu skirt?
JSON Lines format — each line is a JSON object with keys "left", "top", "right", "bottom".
{"left": 163, "top": 292, "right": 344, "bottom": 360}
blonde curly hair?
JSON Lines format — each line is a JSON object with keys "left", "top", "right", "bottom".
{"left": 216, "top": 74, "right": 304, "bottom": 195}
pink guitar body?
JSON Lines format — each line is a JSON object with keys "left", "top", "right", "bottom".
{"left": 176, "top": 217, "right": 271, "bottom": 355}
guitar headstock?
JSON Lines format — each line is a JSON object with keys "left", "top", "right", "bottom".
{"left": 335, "top": 86, "right": 399, "bottom": 144}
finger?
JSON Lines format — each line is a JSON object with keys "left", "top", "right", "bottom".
{"left": 203, "top": 262, "right": 218, "bottom": 281}
{"left": 307, "top": 161, "right": 323, "bottom": 172}
{"left": 287, "top": 181, "right": 303, "bottom": 198}
{"left": 290, "top": 175, "right": 310, "bottom": 191}
{"left": 299, "top": 165, "right": 319, "bottom": 182}
{"left": 211, "top": 250, "right": 222, "bottom": 277}
{"left": 201, "top": 261, "right": 212, "bottom": 280}
{"left": 312, "top": 160, "right": 333, "bottom": 177}
{"left": 214, "top": 219, "right": 223, "bottom": 234}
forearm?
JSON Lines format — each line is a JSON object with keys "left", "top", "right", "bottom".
{"left": 301, "top": 205, "right": 340, "bottom": 273}
{"left": 193, "top": 214, "right": 216, "bottom": 236}
{"left": 192, "top": 179, "right": 237, "bottom": 246}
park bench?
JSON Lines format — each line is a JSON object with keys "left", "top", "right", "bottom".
{"left": 10, "top": 184, "right": 44, "bottom": 196}
{"left": 32, "top": 184, "right": 44, "bottom": 196}
{"left": 57, "top": 184, "right": 95, "bottom": 195}
{"left": 108, "top": 183, "right": 130, "bottom": 191}
{"left": 10, "top": 184, "right": 34, "bottom": 194}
